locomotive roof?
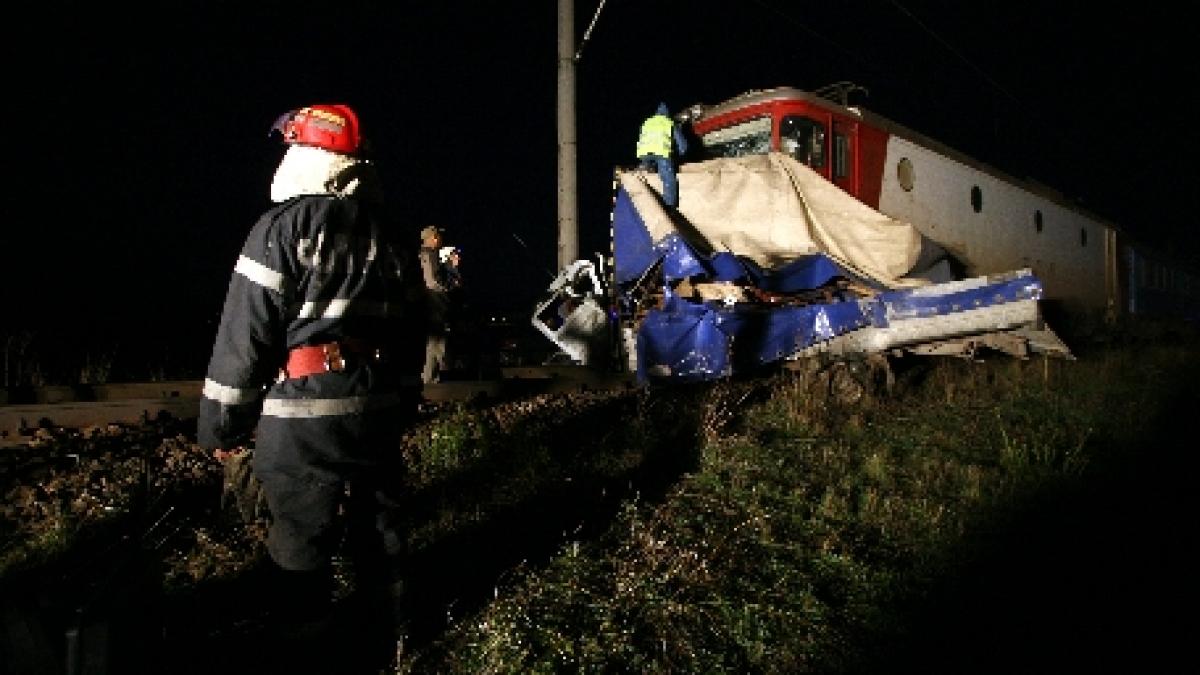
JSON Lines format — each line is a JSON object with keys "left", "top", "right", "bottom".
{"left": 688, "top": 86, "right": 1119, "bottom": 230}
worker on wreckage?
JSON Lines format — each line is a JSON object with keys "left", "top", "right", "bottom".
{"left": 636, "top": 101, "right": 689, "bottom": 208}
{"left": 197, "top": 103, "right": 425, "bottom": 647}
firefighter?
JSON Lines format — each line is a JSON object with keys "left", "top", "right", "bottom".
{"left": 636, "top": 101, "right": 689, "bottom": 208}
{"left": 198, "top": 104, "right": 424, "bottom": 641}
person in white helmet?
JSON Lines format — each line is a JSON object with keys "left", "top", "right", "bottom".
{"left": 198, "top": 104, "right": 424, "bottom": 650}
{"left": 418, "top": 225, "right": 461, "bottom": 383}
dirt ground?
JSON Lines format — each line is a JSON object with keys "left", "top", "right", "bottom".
{"left": 0, "top": 408, "right": 428, "bottom": 674}
{"left": 1, "top": 390, "right": 630, "bottom": 675}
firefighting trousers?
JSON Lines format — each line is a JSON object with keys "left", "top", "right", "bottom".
{"left": 251, "top": 374, "right": 419, "bottom": 573}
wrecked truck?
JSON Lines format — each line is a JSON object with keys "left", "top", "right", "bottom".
{"left": 534, "top": 152, "right": 1071, "bottom": 383}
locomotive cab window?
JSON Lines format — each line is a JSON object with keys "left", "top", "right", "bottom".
{"left": 780, "top": 115, "right": 826, "bottom": 168}
{"left": 897, "top": 158, "right": 915, "bottom": 191}
{"left": 833, "top": 132, "right": 849, "bottom": 179}
{"left": 701, "top": 116, "right": 772, "bottom": 159}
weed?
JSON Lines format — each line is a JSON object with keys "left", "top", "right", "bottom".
{"left": 401, "top": 341, "right": 1199, "bottom": 672}
{"left": 3, "top": 338, "right": 1196, "bottom": 674}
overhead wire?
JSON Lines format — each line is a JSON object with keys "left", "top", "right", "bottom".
{"left": 884, "top": 0, "right": 1019, "bottom": 106}
{"left": 574, "top": 0, "right": 609, "bottom": 61}
{"left": 741, "top": 2, "right": 1148, "bottom": 251}
{"left": 670, "top": 1, "right": 1182, "bottom": 263}
{"left": 746, "top": 0, "right": 1040, "bottom": 169}
{"left": 883, "top": 0, "right": 1095, "bottom": 199}
{"left": 741, "top": 0, "right": 1016, "bottom": 112}
{"left": 744, "top": 0, "right": 894, "bottom": 81}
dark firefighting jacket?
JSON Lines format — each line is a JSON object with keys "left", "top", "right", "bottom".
{"left": 198, "top": 193, "right": 425, "bottom": 453}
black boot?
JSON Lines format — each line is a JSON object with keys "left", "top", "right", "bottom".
{"left": 265, "top": 565, "right": 334, "bottom": 635}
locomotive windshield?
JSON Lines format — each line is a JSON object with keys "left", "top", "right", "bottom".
{"left": 700, "top": 116, "right": 771, "bottom": 158}
{"left": 698, "top": 114, "right": 828, "bottom": 170}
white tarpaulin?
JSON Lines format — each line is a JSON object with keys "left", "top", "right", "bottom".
{"left": 619, "top": 152, "right": 930, "bottom": 288}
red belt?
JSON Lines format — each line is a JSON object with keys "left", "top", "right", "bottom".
{"left": 281, "top": 339, "right": 380, "bottom": 379}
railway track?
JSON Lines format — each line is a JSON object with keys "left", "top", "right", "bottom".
{"left": 0, "top": 367, "right": 637, "bottom": 446}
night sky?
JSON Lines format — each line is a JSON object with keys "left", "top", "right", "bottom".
{"left": 8, "top": 1, "right": 1198, "bottom": 372}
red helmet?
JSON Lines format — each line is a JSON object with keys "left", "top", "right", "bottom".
{"left": 270, "top": 104, "right": 364, "bottom": 155}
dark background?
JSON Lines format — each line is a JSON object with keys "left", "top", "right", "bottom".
{"left": 6, "top": 1, "right": 1197, "bottom": 379}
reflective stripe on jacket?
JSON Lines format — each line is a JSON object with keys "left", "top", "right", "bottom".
{"left": 198, "top": 194, "right": 424, "bottom": 450}
{"left": 636, "top": 114, "right": 674, "bottom": 158}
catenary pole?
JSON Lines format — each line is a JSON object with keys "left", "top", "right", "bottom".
{"left": 557, "top": 0, "right": 579, "bottom": 269}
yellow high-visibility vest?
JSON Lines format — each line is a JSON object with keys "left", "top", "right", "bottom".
{"left": 636, "top": 115, "right": 673, "bottom": 158}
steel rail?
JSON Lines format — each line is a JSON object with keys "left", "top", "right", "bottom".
{"left": 0, "top": 367, "right": 636, "bottom": 446}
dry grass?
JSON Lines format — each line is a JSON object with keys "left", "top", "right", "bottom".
{"left": 1, "top": 330, "right": 1196, "bottom": 674}
{"left": 399, "top": 340, "right": 1199, "bottom": 673}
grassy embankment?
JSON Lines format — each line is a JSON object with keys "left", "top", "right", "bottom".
{"left": 2, "top": 327, "right": 1196, "bottom": 674}
{"left": 394, "top": 333, "right": 1198, "bottom": 673}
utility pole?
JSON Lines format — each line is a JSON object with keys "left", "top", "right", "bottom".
{"left": 557, "top": 0, "right": 579, "bottom": 270}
